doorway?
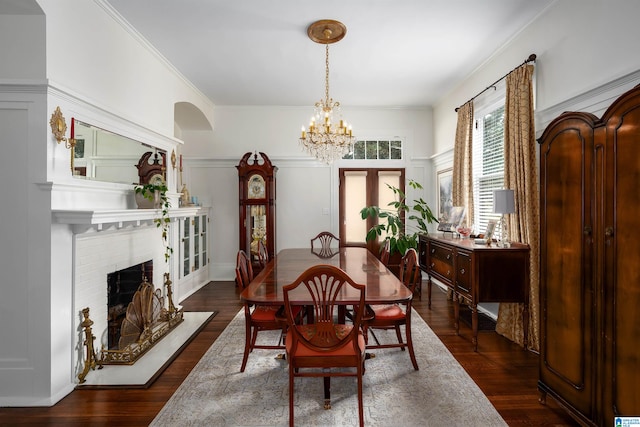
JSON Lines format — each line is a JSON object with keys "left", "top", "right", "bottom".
{"left": 339, "top": 168, "right": 405, "bottom": 256}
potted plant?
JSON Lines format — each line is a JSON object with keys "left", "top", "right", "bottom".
{"left": 360, "top": 179, "right": 438, "bottom": 257}
{"left": 134, "top": 182, "right": 173, "bottom": 263}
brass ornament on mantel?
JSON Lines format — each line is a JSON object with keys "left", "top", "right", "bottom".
{"left": 170, "top": 149, "right": 177, "bottom": 170}
{"left": 49, "top": 106, "right": 77, "bottom": 172}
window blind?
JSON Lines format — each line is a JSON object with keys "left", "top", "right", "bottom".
{"left": 472, "top": 104, "right": 505, "bottom": 237}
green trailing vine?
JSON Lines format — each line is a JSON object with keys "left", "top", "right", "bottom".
{"left": 134, "top": 183, "right": 173, "bottom": 263}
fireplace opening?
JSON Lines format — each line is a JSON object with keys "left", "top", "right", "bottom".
{"left": 107, "top": 261, "right": 153, "bottom": 350}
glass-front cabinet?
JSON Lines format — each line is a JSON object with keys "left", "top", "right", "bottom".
{"left": 179, "top": 210, "right": 209, "bottom": 297}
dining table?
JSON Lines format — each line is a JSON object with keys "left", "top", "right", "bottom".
{"left": 240, "top": 247, "right": 413, "bottom": 307}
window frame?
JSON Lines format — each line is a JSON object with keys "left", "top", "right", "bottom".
{"left": 471, "top": 81, "right": 506, "bottom": 238}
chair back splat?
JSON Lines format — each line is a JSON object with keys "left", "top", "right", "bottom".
{"left": 257, "top": 240, "right": 269, "bottom": 269}
{"left": 283, "top": 264, "right": 366, "bottom": 427}
{"left": 235, "top": 250, "right": 254, "bottom": 289}
{"left": 380, "top": 238, "right": 391, "bottom": 266}
{"left": 310, "top": 231, "right": 340, "bottom": 258}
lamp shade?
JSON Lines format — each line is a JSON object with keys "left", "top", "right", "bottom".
{"left": 493, "top": 189, "right": 515, "bottom": 214}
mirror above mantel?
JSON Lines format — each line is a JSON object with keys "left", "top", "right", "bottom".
{"left": 71, "top": 119, "right": 168, "bottom": 185}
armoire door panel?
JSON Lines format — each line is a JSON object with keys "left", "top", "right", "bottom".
{"left": 602, "top": 101, "right": 640, "bottom": 422}
{"left": 539, "top": 118, "right": 596, "bottom": 418}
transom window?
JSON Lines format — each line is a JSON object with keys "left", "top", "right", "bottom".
{"left": 342, "top": 139, "right": 403, "bottom": 160}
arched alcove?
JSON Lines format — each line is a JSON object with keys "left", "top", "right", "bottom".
{"left": 174, "top": 101, "right": 213, "bottom": 132}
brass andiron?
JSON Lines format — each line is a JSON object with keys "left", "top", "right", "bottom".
{"left": 78, "top": 307, "right": 101, "bottom": 383}
{"left": 164, "top": 272, "right": 177, "bottom": 316}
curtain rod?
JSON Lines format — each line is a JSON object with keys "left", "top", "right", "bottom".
{"left": 454, "top": 53, "right": 537, "bottom": 112}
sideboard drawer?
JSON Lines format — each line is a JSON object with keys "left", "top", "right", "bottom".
{"left": 428, "top": 242, "right": 454, "bottom": 282}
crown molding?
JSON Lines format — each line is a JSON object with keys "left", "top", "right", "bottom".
{"left": 536, "top": 68, "right": 640, "bottom": 135}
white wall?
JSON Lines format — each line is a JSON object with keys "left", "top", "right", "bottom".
{"left": 180, "top": 106, "right": 434, "bottom": 279}
{"left": 433, "top": 0, "right": 640, "bottom": 154}
{"left": 0, "top": 11, "right": 45, "bottom": 80}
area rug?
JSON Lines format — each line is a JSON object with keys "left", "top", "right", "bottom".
{"left": 150, "top": 310, "right": 507, "bottom": 427}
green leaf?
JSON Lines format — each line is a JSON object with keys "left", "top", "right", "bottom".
{"left": 360, "top": 179, "right": 437, "bottom": 255}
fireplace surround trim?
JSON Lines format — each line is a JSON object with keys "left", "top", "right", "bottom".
{"left": 53, "top": 206, "right": 200, "bottom": 230}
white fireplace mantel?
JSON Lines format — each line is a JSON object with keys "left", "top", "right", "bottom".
{"left": 52, "top": 207, "right": 203, "bottom": 232}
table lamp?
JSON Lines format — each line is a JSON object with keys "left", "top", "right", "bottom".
{"left": 493, "top": 189, "right": 515, "bottom": 247}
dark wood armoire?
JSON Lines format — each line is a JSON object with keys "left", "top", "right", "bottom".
{"left": 538, "top": 84, "right": 640, "bottom": 426}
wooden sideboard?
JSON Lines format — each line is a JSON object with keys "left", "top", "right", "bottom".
{"left": 418, "top": 234, "right": 530, "bottom": 351}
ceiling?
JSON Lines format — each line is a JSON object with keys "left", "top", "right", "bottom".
{"left": 103, "top": 1, "right": 553, "bottom": 108}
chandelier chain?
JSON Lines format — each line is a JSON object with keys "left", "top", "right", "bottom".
{"left": 324, "top": 44, "right": 330, "bottom": 108}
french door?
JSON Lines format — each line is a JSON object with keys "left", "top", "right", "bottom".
{"left": 339, "top": 168, "right": 405, "bottom": 255}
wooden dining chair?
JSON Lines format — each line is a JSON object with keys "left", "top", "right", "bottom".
{"left": 257, "top": 240, "right": 269, "bottom": 269}
{"left": 310, "top": 231, "right": 340, "bottom": 258}
{"left": 380, "top": 238, "right": 391, "bottom": 266}
{"left": 236, "top": 250, "right": 285, "bottom": 372}
{"left": 362, "top": 247, "right": 420, "bottom": 370}
{"left": 283, "top": 264, "right": 367, "bottom": 427}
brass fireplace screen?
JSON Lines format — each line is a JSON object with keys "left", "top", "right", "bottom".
{"left": 78, "top": 273, "right": 183, "bottom": 383}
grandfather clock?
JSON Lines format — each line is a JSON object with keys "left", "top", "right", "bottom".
{"left": 237, "top": 152, "right": 277, "bottom": 272}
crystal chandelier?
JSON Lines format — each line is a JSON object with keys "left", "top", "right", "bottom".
{"left": 299, "top": 20, "right": 355, "bottom": 164}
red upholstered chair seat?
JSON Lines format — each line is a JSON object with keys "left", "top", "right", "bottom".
{"left": 286, "top": 325, "right": 366, "bottom": 357}
{"left": 368, "top": 304, "right": 405, "bottom": 321}
{"left": 251, "top": 305, "right": 302, "bottom": 322}
{"left": 251, "top": 305, "right": 280, "bottom": 321}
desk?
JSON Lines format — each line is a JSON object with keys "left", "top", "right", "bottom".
{"left": 418, "top": 234, "right": 530, "bottom": 351}
{"left": 241, "top": 247, "right": 412, "bottom": 306}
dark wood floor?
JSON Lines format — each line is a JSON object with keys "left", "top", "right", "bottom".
{"left": 0, "top": 281, "right": 578, "bottom": 426}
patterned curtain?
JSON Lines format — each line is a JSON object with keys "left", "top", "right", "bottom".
{"left": 495, "top": 64, "right": 540, "bottom": 351}
{"left": 452, "top": 101, "right": 474, "bottom": 225}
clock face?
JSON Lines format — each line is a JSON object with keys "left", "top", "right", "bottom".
{"left": 248, "top": 174, "right": 265, "bottom": 199}
{"left": 149, "top": 173, "right": 165, "bottom": 186}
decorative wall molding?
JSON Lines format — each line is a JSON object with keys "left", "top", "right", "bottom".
{"left": 430, "top": 147, "right": 454, "bottom": 172}
{"left": 47, "top": 80, "right": 183, "bottom": 152}
{"left": 0, "top": 80, "right": 48, "bottom": 94}
{"left": 52, "top": 206, "right": 202, "bottom": 232}
{"left": 535, "top": 68, "right": 640, "bottom": 135}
